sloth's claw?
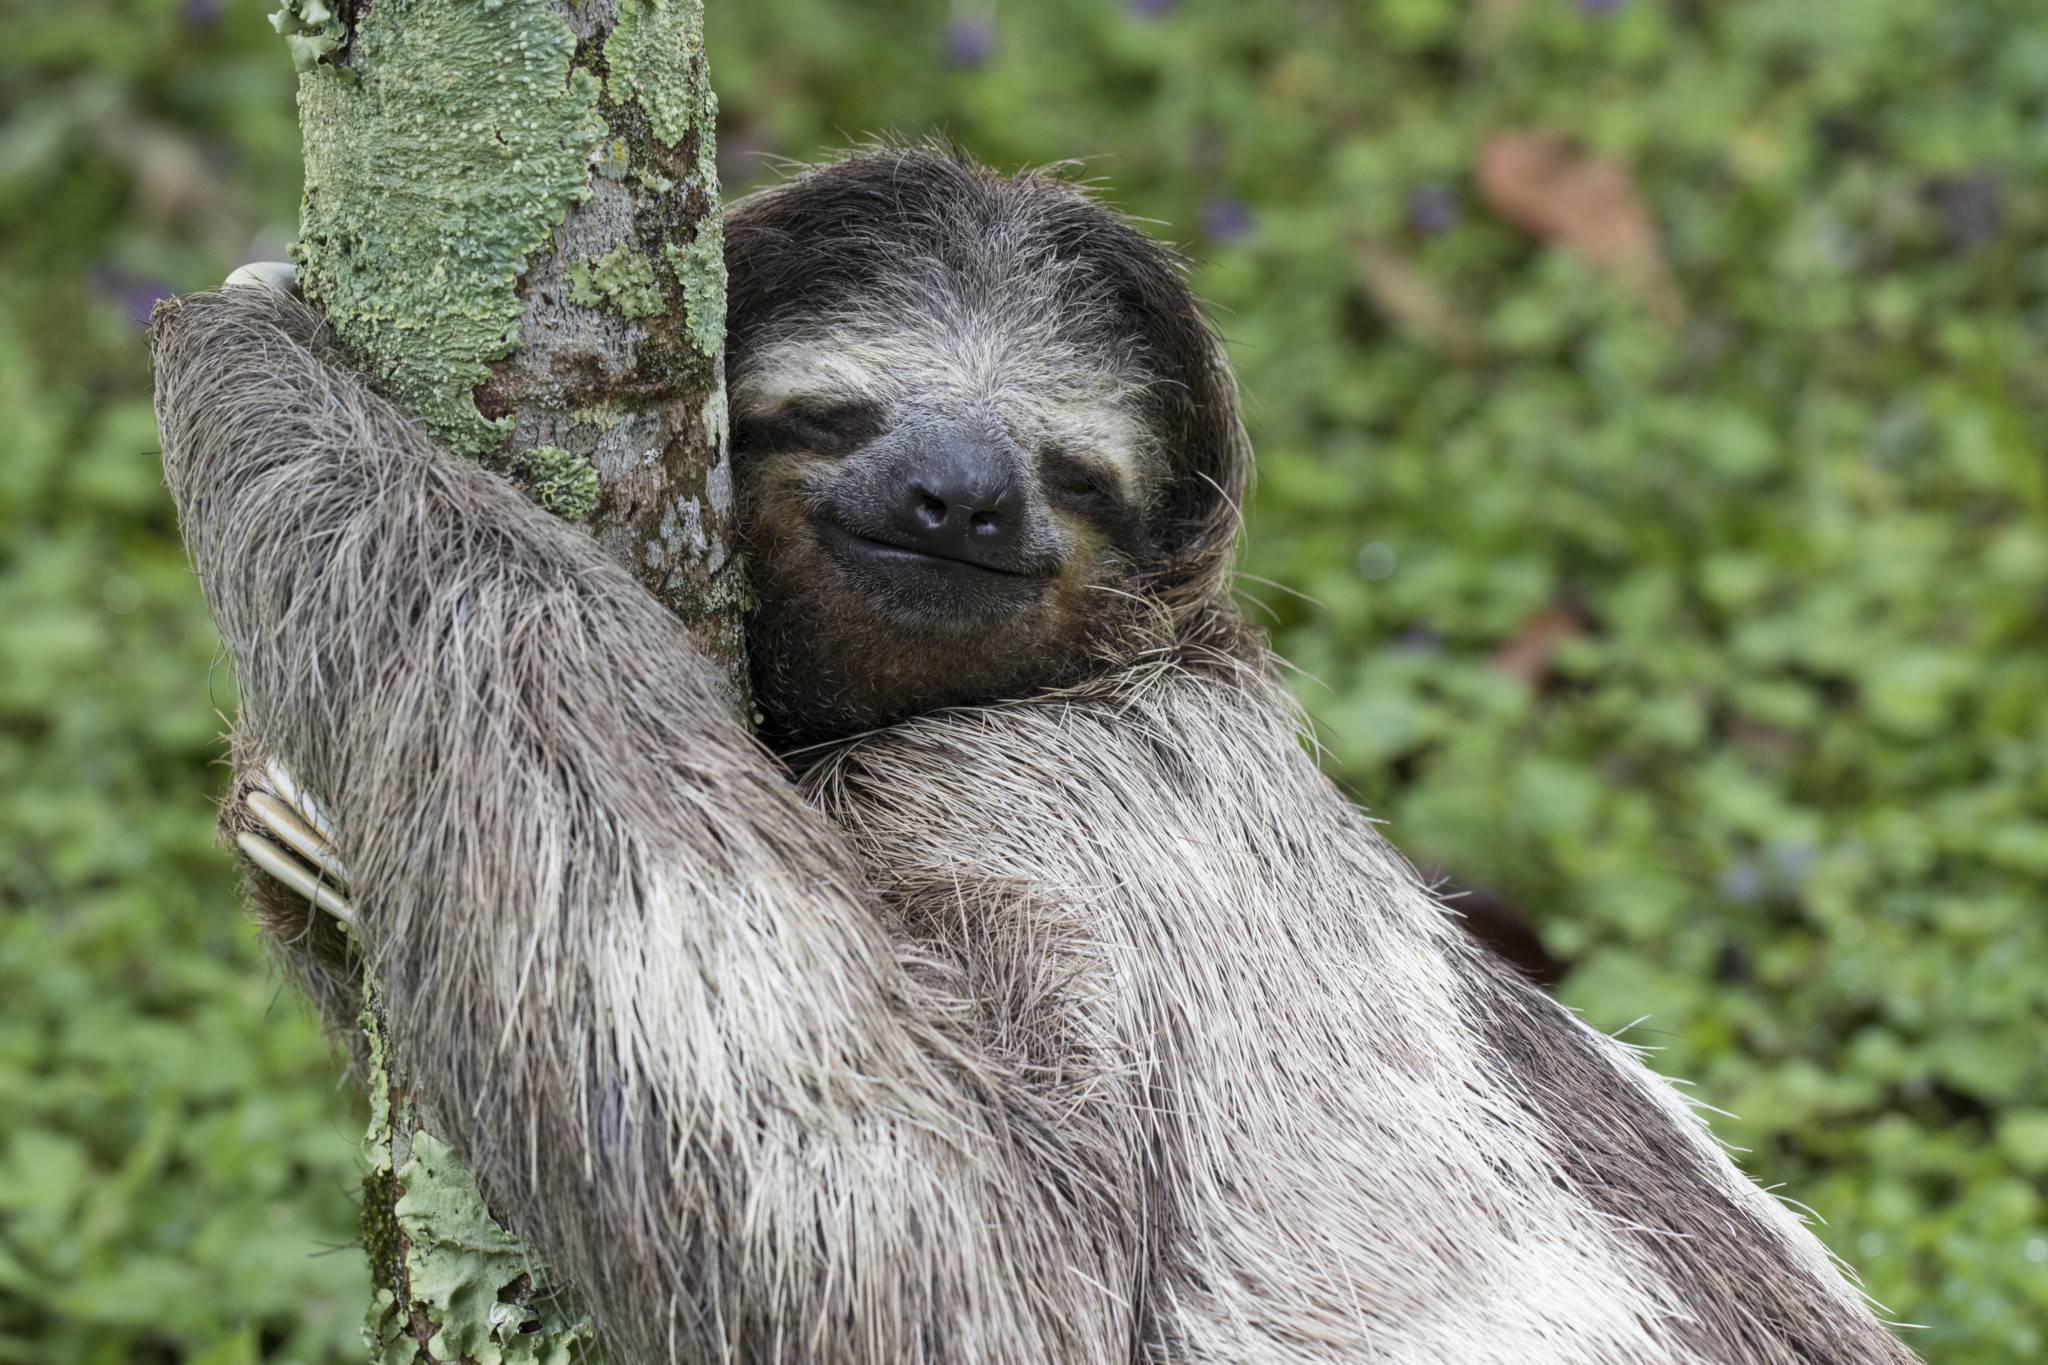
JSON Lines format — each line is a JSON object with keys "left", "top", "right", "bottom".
{"left": 223, "top": 261, "right": 298, "bottom": 295}
{"left": 248, "top": 789, "right": 348, "bottom": 885}
{"left": 237, "top": 830, "right": 355, "bottom": 928}
{"left": 242, "top": 758, "right": 353, "bottom": 926}
{"left": 262, "top": 756, "right": 339, "bottom": 846}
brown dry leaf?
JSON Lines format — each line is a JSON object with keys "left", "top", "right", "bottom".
{"left": 1490, "top": 602, "right": 1586, "bottom": 686}
{"left": 1349, "top": 232, "right": 1480, "bottom": 361}
{"left": 1476, "top": 129, "right": 1683, "bottom": 324}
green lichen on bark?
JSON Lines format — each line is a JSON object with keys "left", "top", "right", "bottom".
{"left": 519, "top": 444, "right": 600, "bottom": 519}
{"left": 278, "top": 0, "right": 737, "bottom": 1351}
{"left": 293, "top": 0, "right": 605, "bottom": 460}
{"left": 359, "top": 983, "right": 404, "bottom": 1309}
{"left": 357, "top": 966, "right": 596, "bottom": 1365}
{"left": 358, "top": 969, "right": 418, "bottom": 1365}
{"left": 396, "top": 1132, "right": 598, "bottom": 1365}
{"left": 608, "top": 0, "right": 727, "bottom": 353}
{"left": 603, "top": 0, "right": 705, "bottom": 148}
{"left": 665, "top": 216, "right": 725, "bottom": 356}
{"left": 270, "top": 0, "right": 346, "bottom": 72}
{"left": 566, "top": 243, "right": 665, "bottom": 319}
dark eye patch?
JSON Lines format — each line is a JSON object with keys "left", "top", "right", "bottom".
{"left": 1040, "top": 444, "right": 1138, "bottom": 537}
{"left": 737, "top": 398, "right": 888, "bottom": 456}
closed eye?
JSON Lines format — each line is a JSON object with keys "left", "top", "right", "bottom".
{"left": 737, "top": 398, "right": 888, "bottom": 456}
{"left": 1039, "top": 444, "right": 1135, "bottom": 525}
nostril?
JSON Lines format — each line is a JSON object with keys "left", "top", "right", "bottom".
{"left": 917, "top": 494, "right": 948, "bottom": 528}
{"left": 969, "top": 511, "right": 1000, "bottom": 535}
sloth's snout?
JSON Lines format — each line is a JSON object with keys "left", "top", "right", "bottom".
{"left": 809, "top": 414, "right": 1058, "bottom": 629}
{"left": 885, "top": 431, "right": 1023, "bottom": 568}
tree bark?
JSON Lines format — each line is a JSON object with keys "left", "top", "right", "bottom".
{"left": 267, "top": 0, "right": 734, "bottom": 1358}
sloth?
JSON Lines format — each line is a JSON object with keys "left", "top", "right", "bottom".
{"left": 151, "top": 147, "right": 1917, "bottom": 1365}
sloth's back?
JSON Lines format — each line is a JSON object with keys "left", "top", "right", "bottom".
{"left": 803, "top": 655, "right": 1916, "bottom": 1365}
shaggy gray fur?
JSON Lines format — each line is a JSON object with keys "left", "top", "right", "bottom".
{"left": 808, "top": 657, "right": 1917, "bottom": 1363}
{"left": 153, "top": 155, "right": 1919, "bottom": 1364}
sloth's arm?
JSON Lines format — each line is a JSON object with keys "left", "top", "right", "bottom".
{"left": 151, "top": 287, "right": 1134, "bottom": 1365}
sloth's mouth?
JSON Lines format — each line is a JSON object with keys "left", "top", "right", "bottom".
{"left": 814, "top": 521, "right": 1051, "bottom": 626}
{"left": 820, "top": 522, "right": 1031, "bottom": 575}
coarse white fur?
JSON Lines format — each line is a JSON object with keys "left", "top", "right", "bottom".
{"left": 151, "top": 147, "right": 1919, "bottom": 1365}
{"left": 808, "top": 654, "right": 1888, "bottom": 1362}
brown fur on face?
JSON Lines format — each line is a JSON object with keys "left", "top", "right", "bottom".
{"left": 723, "top": 145, "right": 1252, "bottom": 741}
{"left": 742, "top": 483, "right": 1141, "bottom": 743}
{"left": 734, "top": 382, "right": 1154, "bottom": 740}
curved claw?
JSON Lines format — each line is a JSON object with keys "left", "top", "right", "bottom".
{"left": 263, "top": 756, "right": 338, "bottom": 844}
{"left": 243, "top": 757, "right": 352, "bottom": 927}
{"left": 224, "top": 260, "right": 298, "bottom": 295}
{"left": 237, "top": 830, "right": 356, "bottom": 928}
{"left": 248, "top": 790, "right": 348, "bottom": 885}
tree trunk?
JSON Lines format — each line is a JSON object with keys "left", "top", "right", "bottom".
{"left": 267, "top": 0, "right": 734, "bottom": 1358}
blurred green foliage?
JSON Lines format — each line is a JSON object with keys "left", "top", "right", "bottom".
{"left": 3, "top": 0, "right": 2044, "bottom": 1360}
{"left": 1, "top": 1, "right": 366, "bottom": 1362}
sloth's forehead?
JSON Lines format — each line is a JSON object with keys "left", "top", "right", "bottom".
{"left": 735, "top": 327, "right": 1154, "bottom": 478}
{"left": 743, "top": 328, "right": 1134, "bottom": 406}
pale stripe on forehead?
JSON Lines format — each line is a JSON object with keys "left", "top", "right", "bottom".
{"left": 731, "top": 341, "right": 882, "bottom": 412}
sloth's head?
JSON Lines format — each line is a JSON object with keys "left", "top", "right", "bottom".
{"left": 725, "top": 145, "right": 1249, "bottom": 743}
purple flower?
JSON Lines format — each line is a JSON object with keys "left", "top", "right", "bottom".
{"left": 1129, "top": 0, "right": 1175, "bottom": 16}
{"left": 1402, "top": 625, "right": 1443, "bottom": 654}
{"left": 1718, "top": 859, "right": 1763, "bottom": 905}
{"left": 1404, "top": 183, "right": 1460, "bottom": 235}
{"left": 94, "top": 264, "right": 176, "bottom": 327}
{"left": 1200, "top": 193, "right": 1252, "bottom": 243}
{"left": 944, "top": 14, "right": 995, "bottom": 67}
{"left": 179, "top": 0, "right": 225, "bottom": 27}
{"left": 1770, "top": 840, "right": 1816, "bottom": 887}
{"left": 1578, "top": 0, "right": 1624, "bottom": 11}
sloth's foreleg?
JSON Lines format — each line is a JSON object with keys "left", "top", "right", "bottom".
{"left": 151, "top": 287, "right": 1139, "bottom": 1365}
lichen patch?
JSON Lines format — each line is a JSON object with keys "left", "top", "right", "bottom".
{"left": 270, "top": 0, "right": 346, "bottom": 72}
{"left": 520, "top": 444, "right": 601, "bottom": 520}
{"left": 603, "top": 0, "right": 705, "bottom": 150}
{"left": 666, "top": 214, "right": 727, "bottom": 355}
{"left": 568, "top": 242, "right": 665, "bottom": 319}
{"left": 294, "top": 0, "right": 605, "bottom": 459}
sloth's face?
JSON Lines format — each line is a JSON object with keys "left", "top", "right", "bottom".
{"left": 732, "top": 327, "right": 1156, "bottom": 744}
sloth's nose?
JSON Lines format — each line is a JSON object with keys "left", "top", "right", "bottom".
{"left": 886, "top": 431, "right": 1024, "bottom": 566}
